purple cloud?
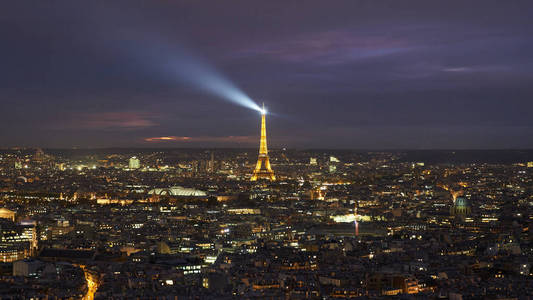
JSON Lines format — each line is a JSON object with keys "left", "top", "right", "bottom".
{"left": 54, "top": 111, "right": 160, "bottom": 130}
{"left": 238, "top": 30, "right": 411, "bottom": 65}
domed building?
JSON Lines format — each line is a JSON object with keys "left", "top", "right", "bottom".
{"left": 450, "top": 196, "right": 471, "bottom": 217}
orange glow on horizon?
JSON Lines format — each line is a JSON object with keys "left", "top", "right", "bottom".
{"left": 144, "top": 135, "right": 254, "bottom": 143}
{"left": 144, "top": 136, "right": 191, "bottom": 142}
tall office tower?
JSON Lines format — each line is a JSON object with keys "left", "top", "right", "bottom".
{"left": 129, "top": 156, "right": 140, "bottom": 169}
{"left": 208, "top": 151, "right": 215, "bottom": 173}
{"left": 251, "top": 104, "right": 276, "bottom": 181}
{"left": 33, "top": 148, "right": 46, "bottom": 163}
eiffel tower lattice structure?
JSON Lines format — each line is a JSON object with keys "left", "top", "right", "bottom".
{"left": 251, "top": 104, "right": 276, "bottom": 181}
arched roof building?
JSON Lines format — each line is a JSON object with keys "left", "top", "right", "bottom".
{"left": 148, "top": 186, "right": 207, "bottom": 197}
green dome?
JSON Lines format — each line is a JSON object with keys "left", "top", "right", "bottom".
{"left": 454, "top": 197, "right": 469, "bottom": 208}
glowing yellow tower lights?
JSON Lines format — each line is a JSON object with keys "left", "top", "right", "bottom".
{"left": 251, "top": 103, "right": 276, "bottom": 181}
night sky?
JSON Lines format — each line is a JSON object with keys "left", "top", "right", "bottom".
{"left": 2, "top": 1, "right": 533, "bottom": 149}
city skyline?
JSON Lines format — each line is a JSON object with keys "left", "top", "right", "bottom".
{"left": 0, "top": 147, "right": 532, "bottom": 298}
{"left": 2, "top": 2, "right": 533, "bottom": 298}
{"left": 2, "top": 1, "right": 533, "bottom": 149}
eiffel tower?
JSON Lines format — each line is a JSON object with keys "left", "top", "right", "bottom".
{"left": 251, "top": 104, "right": 276, "bottom": 181}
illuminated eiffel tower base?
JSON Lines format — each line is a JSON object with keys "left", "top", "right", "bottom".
{"left": 251, "top": 104, "right": 276, "bottom": 181}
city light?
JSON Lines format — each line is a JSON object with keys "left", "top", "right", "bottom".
{"left": 0, "top": 1, "right": 530, "bottom": 298}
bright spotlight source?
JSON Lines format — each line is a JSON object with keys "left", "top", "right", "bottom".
{"left": 260, "top": 103, "right": 267, "bottom": 115}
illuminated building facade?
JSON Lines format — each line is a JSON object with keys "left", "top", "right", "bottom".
{"left": 0, "top": 208, "right": 15, "bottom": 222}
{"left": 129, "top": 156, "right": 140, "bottom": 169}
{"left": 0, "top": 219, "right": 37, "bottom": 262}
{"left": 0, "top": 247, "right": 28, "bottom": 263}
{"left": 450, "top": 196, "right": 471, "bottom": 220}
{"left": 251, "top": 104, "right": 276, "bottom": 181}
